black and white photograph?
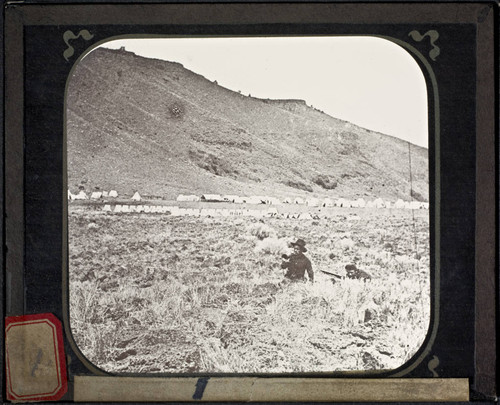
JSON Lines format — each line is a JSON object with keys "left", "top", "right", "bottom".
{"left": 67, "top": 36, "right": 430, "bottom": 374}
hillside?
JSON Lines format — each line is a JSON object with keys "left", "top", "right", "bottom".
{"left": 66, "top": 47, "right": 428, "bottom": 201}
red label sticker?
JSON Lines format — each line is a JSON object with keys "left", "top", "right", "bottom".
{"left": 5, "top": 313, "right": 68, "bottom": 402}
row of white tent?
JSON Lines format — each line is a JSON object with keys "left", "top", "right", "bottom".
{"left": 177, "top": 194, "right": 429, "bottom": 210}
{"left": 69, "top": 189, "right": 428, "bottom": 210}
{"left": 68, "top": 190, "right": 141, "bottom": 201}
{"left": 104, "top": 205, "right": 325, "bottom": 219}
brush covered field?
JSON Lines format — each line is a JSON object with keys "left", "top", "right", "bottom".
{"left": 69, "top": 204, "right": 430, "bottom": 374}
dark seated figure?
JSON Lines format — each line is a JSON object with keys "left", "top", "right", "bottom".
{"left": 345, "top": 264, "right": 371, "bottom": 281}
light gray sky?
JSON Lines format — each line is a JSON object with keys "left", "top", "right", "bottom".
{"left": 100, "top": 36, "right": 428, "bottom": 147}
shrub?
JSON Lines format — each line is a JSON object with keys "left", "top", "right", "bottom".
{"left": 339, "top": 238, "right": 355, "bottom": 250}
{"left": 247, "top": 222, "right": 277, "bottom": 240}
{"left": 283, "top": 180, "right": 313, "bottom": 192}
{"left": 189, "top": 149, "right": 238, "bottom": 178}
{"left": 410, "top": 189, "right": 426, "bottom": 202}
{"left": 254, "top": 237, "right": 289, "bottom": 255}
{"left": 312, "top": 175, "right": 337, "bottom": 190}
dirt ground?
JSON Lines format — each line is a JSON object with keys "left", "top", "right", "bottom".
{"left": 68, "top": 204, "right": 430, "bottom": 374}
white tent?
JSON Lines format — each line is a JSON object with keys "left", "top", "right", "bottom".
{"left": 265, "top": 197, "right": 282, "bottom": 205}
{"left": 68, "top": 190, "right": 76, "bottom": 200}
{"left": 177, "top": 194, "right": 200, "bottom": 202}
{"left": 168, "top": 206, "right": 180, "bottom": 215}
{"left": 131, "top": 192, "right": 141, "bottom": 201}
{"left": 310, "top": 198, "right": 320, "bottom": 207}
{"left": 102, "top": 191, "right": 109, "bottom": 197}
{"left": 305, "top": 198, "right": 319, "bottom": 207}
{"left": 336, "top": 198, "right": 352, "bottom": 208}
{"left": 356, "top": 198, "right": 366, "bottom": 208}
{"left": 114, "top": 205, "right": 122, "bottom": 213}
{"left": 394, "top": 199, "right": 405, "bottom": 209}
{"left": 322, "top": 198, "right": 334, "bottom": 207}
{"left": 298, "top": 212, "right": 313, "bottom": 220}
{"left": 335, "top": 198, "right": 346, "bottom": 207}
{"left": 91, "top": 191, "right": 103, "bottom": 200}
{"left": 201, "top": 194, "right": 224, "bottom": 202}
{"left": 109, "top": 190, "right": 118, "bottom": 198}
{"left": 103, "top": 205, "right": 112, "bottom": 212}
{"left": 373, "top": 198, "right": 386, "bottom": 208}
{"left": 409, "top": 201, "right": 421, "bottom": 210}
{"left": 74, "top": 190, "right": 88, "bottom": 200}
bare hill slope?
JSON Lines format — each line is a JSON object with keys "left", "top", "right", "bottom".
{"left": 67, "top": 47, "right": 428, "bottom": 200}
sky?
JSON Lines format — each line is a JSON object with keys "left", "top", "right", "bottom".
{"left": 99, "top": 36, "right": 428, "bottom": 148}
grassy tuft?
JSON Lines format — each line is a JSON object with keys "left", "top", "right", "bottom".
{"left": 69, "top": 206, "right": 430, "bottom": 373}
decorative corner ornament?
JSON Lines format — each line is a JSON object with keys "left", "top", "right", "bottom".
{"left": 408, "top": 30, "right": 440, "bottom": 61}
{"left": 63, "top": 30, "right": 94, "bottom": 61}
{"left": 427, "top": 355, "right": 440, "bottom": 377}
